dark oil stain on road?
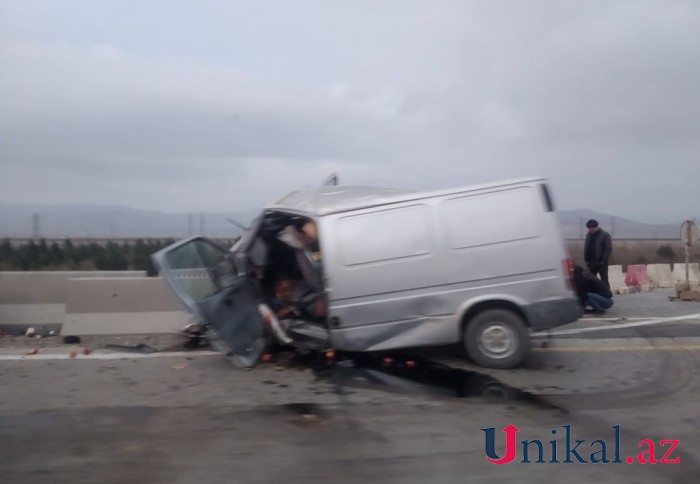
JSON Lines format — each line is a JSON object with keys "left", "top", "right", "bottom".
{"left": 287, "top": 351, "right": 564, "bottom": 411}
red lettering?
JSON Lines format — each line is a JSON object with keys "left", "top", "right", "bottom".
{"left": 637, "top": 439, "right": 658, "bottom": 464}
{"left": 659, "top": 440, "right": 681, "bottom": 464}
{"left": 487, "top": 425, "right": 520, "bottom": 465}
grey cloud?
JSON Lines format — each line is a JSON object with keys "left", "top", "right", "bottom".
{"left": 1, "top": 1, "right": 699, "bottom": 220}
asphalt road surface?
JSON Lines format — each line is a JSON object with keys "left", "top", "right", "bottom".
{"left": 1, "top": 289, "right": 699, "bottom": 483}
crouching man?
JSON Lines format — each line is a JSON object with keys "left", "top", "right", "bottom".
{"left": 573, "top": 265, "right": 614, "bottom": 315}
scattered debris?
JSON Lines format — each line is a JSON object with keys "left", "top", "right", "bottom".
{"left": 183, "top": 337, "right": 208, "bottom": 349}
{"left": 26, "top": 348, "right": 39, "bottom": 356}
{"left": 284, "top": 403, "right": 324, "bottom": 428}
{"left": 63, "top": 336, "right": 81, "bottom": 345}
{"left": 172, "top": 362, "right": 188, "bottom": 370}
{"left": 105, "top": 343, "right": 157, "bottom": 354}
{"left": 182, "top": 323, "right": 201, "bottom": 334}
{"left": 180, "top": 322, "right": 210, "bottom": 350}
{"left": 26, "top": 327, "right": 54, "bottom": 338}
{"left": 679, "top": 290, "right": 700, "bottom": 302}
{"left": 82, "top": 348, "right": 92, "bottom": 355}
{"left": 69, "top": 351, "right": 78, "bottom": 358}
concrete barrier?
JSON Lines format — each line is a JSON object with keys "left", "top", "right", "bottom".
{"left": 0, "top": 271, "right": 146, "bottom": 330}
{"left": 672, "top": 263, "right": 700, "bottom": 285}
{"left": 62, "top": 277, "right": 189, "bottom": 335}
{"left": 608, "top": 265, "right": 628, "bottom": 294}
{"left": 647, "top": 264, "right": 674, "bottom": 288}
{"left": 625, "top": 265, "right": 651, "bottom": 291}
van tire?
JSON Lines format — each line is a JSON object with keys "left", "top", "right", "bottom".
{"left": 464, "top": 309, "right": 530, "bottom": 369}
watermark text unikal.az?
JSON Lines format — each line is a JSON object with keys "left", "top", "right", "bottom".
{"left": 482, "top": 425, "right": 680, "bottom": 465}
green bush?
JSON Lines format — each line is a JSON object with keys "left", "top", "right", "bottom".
{"left": 657, "top": 244, "right": 675, "bottom": 260}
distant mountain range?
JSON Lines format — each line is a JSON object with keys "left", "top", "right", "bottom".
{"left": 557, "top": 209, "right": 694, "bottom": 239}
{"left": 0, "top": 203, "right": 695, "bottom": 240}
{"left": 0, "top": 202, "right": 258, "bottom": 239}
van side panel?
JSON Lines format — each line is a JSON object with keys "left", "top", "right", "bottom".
{"left": 320, "top": 183, "right": 578, "bottom": 352}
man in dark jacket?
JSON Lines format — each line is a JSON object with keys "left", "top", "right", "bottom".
{"left": 584, "top": 219, "right": 613, "bottom": 288}
{"left": 573, "top": 265, "right": 614, "bottom": 314}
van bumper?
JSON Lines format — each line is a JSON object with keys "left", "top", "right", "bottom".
{"left": 524, "top": 297, "right": 581, "bottom": 331}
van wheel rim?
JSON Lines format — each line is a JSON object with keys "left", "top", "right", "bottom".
{"left": 478, "top": 323, "right": 516, "bottom": 359}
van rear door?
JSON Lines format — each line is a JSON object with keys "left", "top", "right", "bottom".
{"left": 152, "top": 237, "right": 267, "bottom": 368}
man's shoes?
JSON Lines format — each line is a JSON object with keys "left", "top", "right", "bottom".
{"left": 584, "top": 308, "right": 606, "bottom": 315}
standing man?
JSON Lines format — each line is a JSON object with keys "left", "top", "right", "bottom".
{"left": 584, "top": 219, "right": 613, "bottom": 288}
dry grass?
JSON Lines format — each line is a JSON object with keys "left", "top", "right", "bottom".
{"left": 566, "top": 239, "right": 700, "bottom": 269}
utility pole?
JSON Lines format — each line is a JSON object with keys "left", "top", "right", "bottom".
{"left": 32, "top": 213, "right": 40, "bottom": 239}
{"left": 610, "top": 216, "right": 615, "bottom": 238}
{"left": 188, "top": 214, "right": 193, "bottom": 236}
{"left": 579, "top": 217, "right": 584, "bottom": 239}
{"left": 199, "top": 213, "right": 205, "bottom": 236}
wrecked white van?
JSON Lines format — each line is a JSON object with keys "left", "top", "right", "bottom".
{"left": 153, "top": 177, "right": 580, "bottom": 369}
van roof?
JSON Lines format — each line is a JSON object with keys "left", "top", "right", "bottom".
{"left": 267, "top": 177, "right": 546, "bottom": 216}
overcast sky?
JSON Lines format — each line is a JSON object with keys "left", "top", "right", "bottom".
{"left": 1, "top": 1, "right": 699, "bottom": 222}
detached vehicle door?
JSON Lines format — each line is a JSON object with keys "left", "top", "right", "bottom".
{"left": 152, "top": 237, "right": 266, "bottom": 368}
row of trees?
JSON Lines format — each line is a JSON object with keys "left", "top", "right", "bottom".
{"left": 0, "top": 239, "right": 682, "bottom": 273}
{"left": 0, "top": 239, "right": 177, "bottom": 275}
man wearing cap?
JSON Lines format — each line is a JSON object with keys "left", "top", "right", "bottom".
{"left": 584, "top": 219, "right": 613, "bottom": 288}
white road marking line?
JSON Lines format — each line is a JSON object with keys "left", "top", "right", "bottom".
{"left": 4, "top": 313, "right": 700, "bottom": 360}
{"left": 534, "top": 313, "right": 700, "bottom": 337}
{"left": 0, "top": 351, "right": 220, "bottom": 361}
{"left": 533, "top": 345, "right": 700, "bottom": 352}
{"left": 584, "top": 317, "right": 666, "bottom": 321}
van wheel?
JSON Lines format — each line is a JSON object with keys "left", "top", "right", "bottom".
{"left": 464, "top": 309, "right": 530, "bottom": 369}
